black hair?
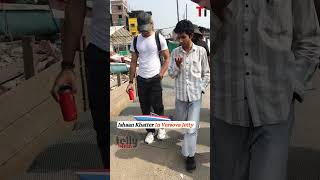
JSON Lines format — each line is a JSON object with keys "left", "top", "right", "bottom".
{"left": 198, "top": 26, "right": 206, "bottom": 33}
{"left": 192, "top": 33, "right": 202, "bottom": 44}
{"left": 174, "top": 20, "right": 194, "bottom": 37}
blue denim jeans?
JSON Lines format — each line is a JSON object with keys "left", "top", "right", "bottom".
{"left": 212, "top": 101, "right": 295, "bottom": 180}
{"left": 175, "top": 98, "right": 202, "bottom": 157}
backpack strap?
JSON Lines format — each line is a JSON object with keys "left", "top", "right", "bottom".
{"left": 155, "top": 31, "right": 164, "bottom": 66}
{"left": 155, "top": 31, "right": 161, "bottom": 53}
{"left": 133, "top": 35, "right": 139, "bottom": 54}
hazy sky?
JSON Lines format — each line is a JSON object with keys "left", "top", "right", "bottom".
{"left": 127, "top": 0, "right": 210, "bottom": 30}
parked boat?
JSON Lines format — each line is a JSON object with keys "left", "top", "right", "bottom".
{"left": 110, "top": 63, "right": 129, "bottom": 74}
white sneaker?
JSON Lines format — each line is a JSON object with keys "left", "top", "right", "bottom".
{"left": 145, "top": 132, "right": 155, "bottom": 144}
{"left": 157, "top": 128, "right": 166, "bottom": 140}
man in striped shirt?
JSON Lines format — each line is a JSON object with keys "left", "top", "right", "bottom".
{"left": 210, "top": 0, "right": 320, "bottom": 180}
{"left": 168, "top": 20, "right": 210, "bottom": 172}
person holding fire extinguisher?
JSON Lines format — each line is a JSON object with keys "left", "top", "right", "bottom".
{"left": 126, "top": 12, "right": 170, "bottom": 144}
{"left": 51, "top": 0, "right": 109, "bottom": 169}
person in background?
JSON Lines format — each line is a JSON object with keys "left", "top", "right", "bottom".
{"left": 192, "top": 25, "right": 210, "bottom": 65}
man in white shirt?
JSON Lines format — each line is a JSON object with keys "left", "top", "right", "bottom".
{"left": 51, "top": 0, "right": 109, "bottom": 169}
{"left": 168, "top": 20, "right": 210, "bottom": 172}
{"left": 126, "top": 12, "right": 170, "bottom": 144}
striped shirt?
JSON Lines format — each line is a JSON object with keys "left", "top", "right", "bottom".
{"left": 169, "top": 44, "right": 210, "bottom": 102}
{"left": 211, "top": 0, "right": 320, "bottom": 127}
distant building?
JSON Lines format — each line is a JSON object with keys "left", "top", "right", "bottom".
{"left": 128, "top": 10, "right": 152, "bottom": 18}
{"left": 127, "top": 10, "right": 152, "bottom": 36}
{"left": 111, "top": 0, "right": 129, "bottom": 26}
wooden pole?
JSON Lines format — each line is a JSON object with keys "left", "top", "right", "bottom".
{"left": 22, "top": 36, "right": 36, "bottom": 80}
{"left": 176, "top": 0, "right": 180, "bottom": 22}
{"left": 186, "top": 4, "right": 188, "bottom": 20}
{"left": 117, "top": 74, "right": 121, "bottom": 86}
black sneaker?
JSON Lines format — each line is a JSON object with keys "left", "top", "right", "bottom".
{"left": 186, "top": 156, "right": 196, "bottom": 172}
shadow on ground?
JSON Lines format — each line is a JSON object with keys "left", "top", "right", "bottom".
{"left": 27, "top": 142, "right": 103, "bottom": 172}
{"left": 26, "top": 118, "right": 104, "bottom": 173}
{"left": 288, "top": 147, "right": 320, "bottom": 180}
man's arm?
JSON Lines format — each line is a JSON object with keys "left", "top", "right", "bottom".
{"left": 126, "top": 51, "right": 138, "bottom": 93}
{"left": 159, "top": 49, "right": 170, "bottom": 78}
{"left": 50, "top": 0, "right": 86, "bottom": 102}
{"left": 129, "top": 52, "right": 138, "bottom": 82}
{"left": 292, "top": 0, "right": 320, "bottom": 100}
{"left": 62, "top": 0, "right": 87, "bottom": 66}
{"left": 200, "top": 49, "right": 210, "bottom": 93}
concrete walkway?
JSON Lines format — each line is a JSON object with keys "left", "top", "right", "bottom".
{"left": 10, "top": 112, "right": 104, "bottom": 180}
{"left": 110, "top": 75, "right": 210, "bottom": 180}
{"left": 9, "top": 71, "right": 320, "bottom": 180}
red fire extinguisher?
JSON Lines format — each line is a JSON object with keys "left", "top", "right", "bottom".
{"left": 128, "top": 88, "right": 135, "bottom": 101}
{"left": 58, "top": 84, "right": 77, "bottom": 122}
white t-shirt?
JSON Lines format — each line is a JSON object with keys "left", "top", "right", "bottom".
{"left": 130, "top": 32, "right": 168, "bottom": 79}
{"left": 89, "top": 0, "right": 108, "bottom": 51}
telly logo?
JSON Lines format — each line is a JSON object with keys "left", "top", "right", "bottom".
{"left": 116, "top": 135, "right": 138, "bottom": 149}
{"left": 196, "top": 6, "right": 207, "bottom": 17}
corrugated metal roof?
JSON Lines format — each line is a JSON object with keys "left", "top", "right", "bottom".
{"left": 110, "top": 26, "right": 133, "bottom": 46}
{"left": 110, "top": 26, "right": 124, "bottom": 35}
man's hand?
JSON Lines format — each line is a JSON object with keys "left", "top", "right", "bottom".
{"left": 175, "top": 56, "right": 184, "bottom": 68}
{"left": 159, "top": 49, "right": 170, "bottom": 80}
{"left": 126, "top": 82, "right": 134, "bottom": 94}
{"left": 159, "top": 72, "right": 165, "bottom": 79}
{"left": 51, "top": 69, "right": 76, "bottom": 102}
